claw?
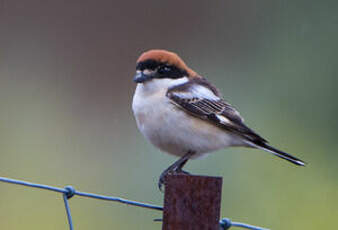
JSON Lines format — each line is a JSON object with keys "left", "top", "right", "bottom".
{"left": 158, "top": 177, "right": 165, "bottom": 192}
{"left": 158, "top": 168, "right": 172, "bottom": 192}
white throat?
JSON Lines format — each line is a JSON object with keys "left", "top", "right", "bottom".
{"left": 135, "top": 77, "right": 189, "bottom": 96}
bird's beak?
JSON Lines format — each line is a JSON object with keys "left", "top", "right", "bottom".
{"left": 133, "top": 71, "right": 152, "bottom": 83}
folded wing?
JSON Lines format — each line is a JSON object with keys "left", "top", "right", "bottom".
{"left": 166, "top": 77, "right": 267, "bottom": 145}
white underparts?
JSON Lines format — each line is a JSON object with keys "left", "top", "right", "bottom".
{"left": 132, "top": 77, "right": 246, "bottom": 158}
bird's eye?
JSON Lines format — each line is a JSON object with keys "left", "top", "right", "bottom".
{"left": 158, "top": 66, "right": 172, "bottom": 74}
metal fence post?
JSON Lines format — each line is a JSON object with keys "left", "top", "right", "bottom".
{"left": 162, "top": 174, "right": 222, "bottom": 230}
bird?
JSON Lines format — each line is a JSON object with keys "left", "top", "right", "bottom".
{"left": 132, "top": 49, "right": 305, "bottom": 190}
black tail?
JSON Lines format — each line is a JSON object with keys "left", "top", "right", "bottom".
{"left": 255, "top": 143, "right": 305, "bottom": 166}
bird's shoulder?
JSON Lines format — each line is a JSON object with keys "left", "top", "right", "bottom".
{"left": 166, "top": 77, "right": 243, "bottom": 123}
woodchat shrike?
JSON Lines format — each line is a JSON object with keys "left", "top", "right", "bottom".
{"left": 132, "top": 49, "right": 305, "bottom": 190}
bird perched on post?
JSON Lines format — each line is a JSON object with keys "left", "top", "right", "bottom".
{"left": 132, "top": 49, "right": 305, "bottom": 190}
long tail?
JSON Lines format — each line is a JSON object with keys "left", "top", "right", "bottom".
{"left": 252, "top": 142, "right": 305, "bottom": 166}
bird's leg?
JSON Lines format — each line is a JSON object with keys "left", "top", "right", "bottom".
{"left": 175, "top": 158, "right": 190, "bottom": 174}
{"left": 158, "top": 151, "right": 195, "bottom": 191}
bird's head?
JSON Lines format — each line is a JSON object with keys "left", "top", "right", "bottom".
{"left": 134, "top": 49, "right": 197, "bottom": 84}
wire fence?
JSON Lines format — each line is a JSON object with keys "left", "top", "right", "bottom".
{"left": 0, "top": 176, "right": 268, "bottom": 230}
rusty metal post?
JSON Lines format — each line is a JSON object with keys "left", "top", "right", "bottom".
{"left": 162, "top": 174, "right": 223, "bottom": 230}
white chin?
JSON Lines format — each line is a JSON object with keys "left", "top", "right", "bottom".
{"left": 143, "top": 77, "right": 189, "bottom": 91}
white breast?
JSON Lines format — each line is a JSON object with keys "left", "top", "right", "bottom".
{"left": 132, "top": 78, "right": 244, "bottom": 158}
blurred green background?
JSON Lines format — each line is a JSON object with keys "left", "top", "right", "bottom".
{"left": 0, "top": 0, "right": 337, "bottom": 229}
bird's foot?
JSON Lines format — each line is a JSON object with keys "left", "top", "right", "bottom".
{"left": 158, "top": 151, "right": 195, "bottom": 192}
{"left": 158, "top": 167, "right": 191, "bottom": 192}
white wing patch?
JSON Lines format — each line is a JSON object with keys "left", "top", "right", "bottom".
{"left": 215, "top": 114, "right": 231, "bottom": 124}
{"left": 190, "top": 85, "right": 220, "bottom": 100}
{"left": 171, "top": 84, "right": 220, "bottom": 101}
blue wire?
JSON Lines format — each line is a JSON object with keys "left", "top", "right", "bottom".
{"left": 0, "top": 177, "right": 163, "bottom": 211}
{"left": 0, "top": 176, "right": 162, "bottom": 230}
{"left": 220, "top": 218, "right": 270, "bottom": 230}
{"left": 0, "top": 176, "right": 269, "bottom": 230}
{"left": 63, "top": 194, "right": 74, "bottom": 230}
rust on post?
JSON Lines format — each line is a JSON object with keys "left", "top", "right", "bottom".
{"left": 162, "top": 174, "right": 223, "bottom": 230}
